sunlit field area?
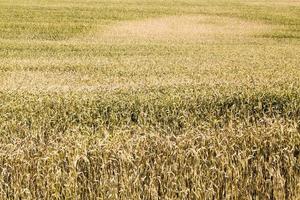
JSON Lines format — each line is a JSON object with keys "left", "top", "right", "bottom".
{"left": 0, "top": 0, "right": 299, "bottom": 199}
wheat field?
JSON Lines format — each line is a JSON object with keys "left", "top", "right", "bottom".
{"left": 0, "top": 0, "right": 299, "bottom": 199}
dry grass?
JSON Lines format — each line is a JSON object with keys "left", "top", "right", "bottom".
{"left": 90, "top": 15, "right": 270, "bottom": 43}
{"left": 0, "top": 0, "right": 299, "bottom": 199}
{"left": 1, "top": 122, "right": 300, "bottom": 199}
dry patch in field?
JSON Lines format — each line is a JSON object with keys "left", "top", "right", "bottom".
{"left": 0, "top": 71, "right": 198, "bottom": 92}
{"left": 0, "top": 72, "right": 92, "bottom": 92}
{"left": 1, "top": 69, "right": 289, "bottom": 93}
{"left": 85, "top": 15, "right": 270, "bottom": 43}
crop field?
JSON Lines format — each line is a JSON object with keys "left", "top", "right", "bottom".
{"left": 0, "top": 0, "right": 299, "bottom": 199}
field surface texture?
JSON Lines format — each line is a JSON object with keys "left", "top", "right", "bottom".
{"left": 0, "top": 0, "right": 300, "bottom": 199}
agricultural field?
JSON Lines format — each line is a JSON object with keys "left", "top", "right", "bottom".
{"left": 0, "top": 0, "right": 299, "bottom": 199}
